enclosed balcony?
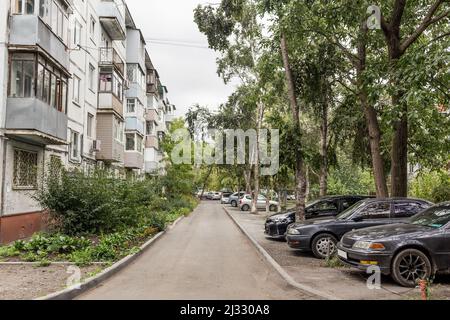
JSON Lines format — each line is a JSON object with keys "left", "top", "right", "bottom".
{"left": 5, "top": 52, "right": 68, "bottom": 145}
{"left": 145, "top": 135, "right": 159, "bottom": 150}
{"left": 8, "top": 0, "right": 72, "bottom": 70}
{"left": 96, "top": 114, "right": 124, "bottom": 163}
{"left": 97, "top": 0, "right": 126, "bottom": 40}
{"left": 145, "top": 109, "right": 159, "bottom": 123}
{"left": 125, "top": 117, "right": 145, "bottom": 136}
{"left": 125, "top": 133, "right": 144, "bottom": 169}
{"left": 99, "top": 47, "right": 125, "bottom": 76}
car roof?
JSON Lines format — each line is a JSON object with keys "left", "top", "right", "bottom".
{"left": 360, "top": 197, "right": 432, "bottom": 204}
{"left": 315, "top": 195, "right": 374, "bottom": 201}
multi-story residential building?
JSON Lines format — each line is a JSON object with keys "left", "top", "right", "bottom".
{"left": 0, "top": 0, "right": 175, "bottom": 243}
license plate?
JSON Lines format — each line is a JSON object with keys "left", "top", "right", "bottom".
{"left": 338, "top": 249, "right": 348, "bottom": 260}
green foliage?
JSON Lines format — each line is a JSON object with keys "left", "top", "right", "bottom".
{"left": 34, "top": 168, "right": 163, "bottom": 235}
{"left": 410, "top": 171, "right": 450, "bottom": 203}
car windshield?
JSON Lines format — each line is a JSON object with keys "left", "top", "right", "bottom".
{"left": 410, "top": 206, "right": 450, "bottom": 228}
{"left": 336, "top": 201, "right": 367, "bottom": 220}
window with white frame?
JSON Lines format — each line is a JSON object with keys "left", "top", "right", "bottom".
{"left": 127, "top": 98, "right": 136, "bottom": 113}
{"left": 113, "top": 117, "right": 123, "bottom": 143}
{"left": 88, "top": 64, "right": 95, "bottom": 91}
{"left": 87, "top": 113, "right": 94, "bottom": 138}
{"left": 73, "top": 20, "right": 82, "bottom": 46}
{"left": 70, "top": 130, "right": 80, "bottom": 160}
{"left": 13, "top": 149, "right": 38, "bottom": 189}
{"left": 72, "top": 75, "right": 81, "bottom": 103}
{"left": 146, "top": 121, "right": 154, "bottom": 136}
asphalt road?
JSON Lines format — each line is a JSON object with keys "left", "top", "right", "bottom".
{"left": 78, "top": 202, "right": 314, "bottom": 300}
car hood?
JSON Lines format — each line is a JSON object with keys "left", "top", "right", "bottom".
{"left": 268, "top": 212, "right": 295, "bottom": 220}
{"left": 345, "top": 223, "right": 432, "bottom": 241}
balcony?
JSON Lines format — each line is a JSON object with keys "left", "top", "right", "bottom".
{"left": 97, "top": 0, "right": 126, "bottom": 40}
{"left": 96, "top": 114, "right": 124, "bottom": 163}
{"left": 8, "top": 15, "right": 69, "bottom": 70}
{"left": 5, "top": 98, "right": 68, "bottom": 145}
{"left": 145, "top": 135, "right": 159, "bottom": 150}
{"left": 98, "top": 92, "right": 123, "bottom": 117}
{"left": 125, "top": 152, "right": 144, "bottom": 169}
{"left": 165, "top": 114, "right": 175, "bottom": 123}
{"left": 125, "top": 117, "right": 145, "bottom": 135}
{"left": 99, "top": 47, "right": 125, "bottom": 76}
{"left": 145, "top": 109, "right": 159, "bottom": 123}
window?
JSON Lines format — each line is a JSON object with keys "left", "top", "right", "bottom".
{"left": 99, "top": 71, "right": 123, "bottom": 102}
{"left": 113, "top": 117, "right": 123, "bottom": 142}
{"left": 87, "top": 113, "right": 94, "bottom": 138}
{"left": 9, "top": 54, "right": 35, "bottom": 98}
{"left": 361, "top": 202, "right": 391, "bottom": 219}
{"left": 126, "top": 133, "right": 135, "bottom": 151}
{"left": 136, "top": 135, "right": 143, "bottom": 152}
{"left": 394, "top": 202, "right": 427, "bottom": 218}
{"left": 9, "top": 53, "right": 67, "bottom": 112}
{"left": 13, "top": 149, "right": 38, "bottom": 189}
{"left": 72, "top": 76, "right": 80, "bottom": 103}
{"left": 88, "top": 64, "right": 95, "bottom": 91}
{"left": 70, "top": 131, "right": 80, "bottom": 160}
{"left": 89, "top": 16, "right": 96, "bottom": 36}
{"left": 14, "top": 0, "right": 35, "bottom": 14}
{"left": 73, "top": 20, "right": 82, "bottom": 46}
{"left": 146, "top": 121, "right": 154, "bottom": 136}
{"left": 127, "top": 99, "right": 136, "bottom": 113}
{"left": 312, "top": 201, "right": 338, "bottom": 211}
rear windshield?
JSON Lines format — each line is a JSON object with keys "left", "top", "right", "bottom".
{"left": 410, "top": 206, "right": 450, "bottom": 228}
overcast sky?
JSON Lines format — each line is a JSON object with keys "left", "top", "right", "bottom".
{"left": 126, "top": 0, "right": 237, "bottom": 117}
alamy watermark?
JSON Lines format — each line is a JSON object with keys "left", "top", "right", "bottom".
{"left": 170, "top": 127, "right": 280, "bottom": 176}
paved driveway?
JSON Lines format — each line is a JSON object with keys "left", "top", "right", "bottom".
{"left": 79, "top": 202, "right": 315, "bottom": 300}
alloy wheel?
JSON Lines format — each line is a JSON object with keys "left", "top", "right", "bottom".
{"left": 399, "top": 254, "right": 428, "bottom": 284}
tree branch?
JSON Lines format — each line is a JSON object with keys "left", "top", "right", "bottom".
{"left": 400, "top": 0, "right": 447, "bottom": 53}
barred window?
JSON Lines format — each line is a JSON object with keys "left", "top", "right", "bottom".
{"left": 13, "top": 149, "right": 38, "bottom": 189}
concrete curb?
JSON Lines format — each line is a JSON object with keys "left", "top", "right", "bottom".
{"left": 35, "top": 215, "right": 186, "bottom": 300}
{"left": 223, "top": 207, "right": 340, "bottom": 300}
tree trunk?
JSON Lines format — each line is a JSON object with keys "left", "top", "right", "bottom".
{"left": 356, "top": 21, "right": 389, "bottom": 198}
{"left": 251, "top": 101, "right": 264, "bottom": 214}
{"left": 244, "top": 166, "right": 252, "bottom": 193}
{"left": 390, "top": 94, "right": 408, "bottom": 197}
{"left": 281, "top": 32, "right": 306, "bottom": 221}
{"left": 319, "top": 97, "right": 329, "bottom": 197}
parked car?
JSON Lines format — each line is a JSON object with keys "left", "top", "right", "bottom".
{"left": 286, "top": 198, "right": 432, "bottom": 259}
{"left": 265, "top": 196, "right": 373, "bottom": 239}
{"left": 337, "top": 202, "right": 450, "bottom": 287}
{"left": 205, "top": 192, "right": 214, "bottom": 200}
{"left": 287, "top": 194, "right": 296, "bottom": 201}
{"left": 221, "top": 192, "right": 233, "bottom": 204}
{"left": 229, "top": 192, "right": 246, "bottom": 207}
{"left": 210, "top": 192, "right": 221, "bottom": 201}
{"left": 239, "top": 194, "right": 279, "bottom": 212}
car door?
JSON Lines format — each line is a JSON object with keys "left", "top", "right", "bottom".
{"left": 308, "top": 200, "right": 339, "bottom": 218}
{"left": 392, "top": 201, "right": 429, "bottom": 223}
{"left": 342, "top": 201, "right": 393, "bottom": 236}
{"left": 257, "top": 195, "right": 267, "bottom": 209}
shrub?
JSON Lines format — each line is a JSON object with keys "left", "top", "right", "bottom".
{"left": 410, "top": 171, "right": 450, "bottom": 203}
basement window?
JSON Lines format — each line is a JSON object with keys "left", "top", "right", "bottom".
{"left": 13, "top": 149, "right": 38, "bottom": 190}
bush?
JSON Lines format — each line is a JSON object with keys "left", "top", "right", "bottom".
{"left": 34, "top": 168, "right": 164, "bottom": 235}
{"left": 410, "top": 171, "right": 450, "bottom": 203}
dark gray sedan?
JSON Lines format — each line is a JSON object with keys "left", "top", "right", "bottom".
{"left": 286, "top": 198, "right": 432, "bottom": 259}
{"left": 337, "top": 202, "right": 450, "bottom": 287}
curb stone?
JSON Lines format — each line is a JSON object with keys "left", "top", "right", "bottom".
{"left": 223, "top": 207, "right": 340, "bottom": 300}
{"left": 35, "top": 215, "right": 186, "bottom": 300}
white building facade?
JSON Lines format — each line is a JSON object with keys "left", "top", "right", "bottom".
{"left": 0, "top": 0, "right": 175, "bottom": 243}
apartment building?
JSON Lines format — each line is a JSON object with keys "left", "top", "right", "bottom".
{"left": 0, "top": 0, "right": 175, "bottom": 243}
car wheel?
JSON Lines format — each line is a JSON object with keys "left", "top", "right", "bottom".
{"left": 241, "top": 204, "right": 250, "bottom": 212}
{"left": 311, "top": 234, "right": 338, "bottom": 259}
{"left": 269, "top": 204, "right": 277, "bottom": 212}
{"left": 391, "top": 249, "right": 432, "bottom": 288}
{"left": 231, "top": 200, "right": 237, "bottom": 207}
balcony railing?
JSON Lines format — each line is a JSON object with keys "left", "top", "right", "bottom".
{"left": 99, "top": 47, "right": 124, "bottom": 76}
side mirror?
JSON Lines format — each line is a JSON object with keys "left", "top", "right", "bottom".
{"left": 352, "top": 215, "right": 364, "bottom": 222}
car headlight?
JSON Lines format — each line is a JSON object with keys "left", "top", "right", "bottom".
{"left": 353, "top": 241, "right": 386, "bottom": 251}
{"left": 288, "top": 228, "right": 301, "bottom": 235}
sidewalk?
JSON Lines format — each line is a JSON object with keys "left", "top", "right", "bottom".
{"left": 224, "top": 206, "right": 450, "bottom": 300}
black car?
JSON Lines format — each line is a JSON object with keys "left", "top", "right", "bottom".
{"left": 286, "top": 198, "right": 433, "bottom": 259}
{"left": 337, "top": 202, "right": 450, "bottom": 287}
{"left": 265, "top": 195, "right": 373, "bottom": 239}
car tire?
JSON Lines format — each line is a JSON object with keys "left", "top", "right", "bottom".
{"left": 231, "top": 200, "right": 237, "bottom": 207}
{"left": 391, "top": 249, "right": 432, "bottom": 288}
{"left": 241, "top": 204, "right": 250, "bottom": 212}
{"left": 311, "top": 234, "right": 338, "bottom": 259}
{"left": 269, "top": 204, "right": 277, "bottom": 212}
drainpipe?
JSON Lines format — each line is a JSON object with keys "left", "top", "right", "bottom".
{"left": 1, "top": 135, "right": 8, "bottom": 217}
